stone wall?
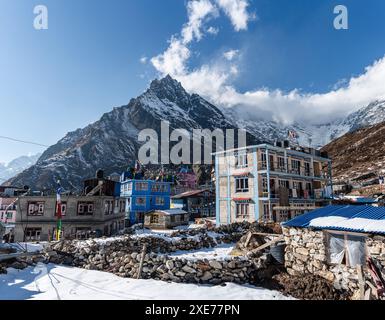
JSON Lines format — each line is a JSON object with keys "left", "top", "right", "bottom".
{"left": 44, "top": 230, "right": 270, "bottom": 285}
{"left": 283, "top": 227, "right": 385, "bottom": 294}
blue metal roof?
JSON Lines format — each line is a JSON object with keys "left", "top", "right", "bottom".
{"left": 282, "top": 205, "right": 385, "bottom": 235}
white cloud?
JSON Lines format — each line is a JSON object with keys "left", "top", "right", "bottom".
{"left": 151, "top": 0, "right": 218, "bottom": 77}
{"left": 215, "top": 0, "right": 253, "bottom": 31}
{"left": 140, "top": 56, "right": 148, "bottom": 64}
{"left": 150, "top": 0, "right": 385, "bottom": 126}
{"left": 199, "top": 56, "right": 385, "bottom": 125}
{"left": 223, "top": 49, "right": 239, "bottom": 61}
{"left": 182, "top": 0, "right": 218, "bottom": 44}
{"left": 207, "top": 26, "right": 219, "bottom": 35}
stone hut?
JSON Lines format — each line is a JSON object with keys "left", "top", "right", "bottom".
{"left": 282, "top": 205, "right": 385, "bottom": 294}
{"left": 144, "top": 209, "right": 189, "bottom": 229}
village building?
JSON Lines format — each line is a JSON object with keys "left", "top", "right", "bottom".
{"left": 120, "top": 175, "right": 171, "bottom": 226}
{"left": 83, "top": 169, "right": 121, "bottom": 197}
{"left": 172, "top": 167, "right": 198, "bottom": 195}
{"left": 0, "top": 185, "right": 26, "bottom": 197}
{"left": 0, "top": 197, "right": 17, "bottom": 224}
{"left": 213, "top": 143, "right": 333, "bottom": 224}
{"left": 144, "top": 209, "right": 189, "bottom": 229}
{"left": 282, "top": 205, "right": 385, "bottom": 293}
{"left": 171, "top": 189, "right": 215, "bottom": 220}
{"left": 14, "top": 194, "right": 126, "bottom": 242}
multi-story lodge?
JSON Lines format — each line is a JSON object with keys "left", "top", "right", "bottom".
{"left": 14, "top": 195, "right": 126, "bottom": 242}
{"left": 120, "top": 176, "right": 171, "bottom": 226}
{"left": 214, "top": 143, "right": 333, "bottom": 225}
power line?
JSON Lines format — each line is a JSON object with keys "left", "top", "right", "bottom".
{"left": 0, "top": 135, "right": 49, "bottom": 148}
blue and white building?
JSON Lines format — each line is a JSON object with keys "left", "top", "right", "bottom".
{"left": 120, "top": 175, "right": 171, "bottom": 225}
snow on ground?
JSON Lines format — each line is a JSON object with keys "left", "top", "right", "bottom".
{"left": 169, "top": 243, "right": 236, "bottom": 261}
{"left": 2, "top": 242, "right": 45, "bottom": 253}
{"left": 0, "top": 264, "right": 292, "bottom": 300}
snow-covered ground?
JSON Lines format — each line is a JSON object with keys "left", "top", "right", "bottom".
{"left": 0, "top": 264, "right": 292, "bottom": 300}
{"left": 169, "top": 243, "right": 235, "bottom": 261}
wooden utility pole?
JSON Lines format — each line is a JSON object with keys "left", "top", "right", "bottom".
{"left": 137, "top": 243, "right": 148, "bottom": 279}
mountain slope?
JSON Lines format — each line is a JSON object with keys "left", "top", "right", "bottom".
{"left": 0, "top": 154, "right": 41, "bottom": 185}
{"left": 295, "top": 100, "right": 385, "bottom": 148}
{"left": 322, "top": 120, "right": 385, "bottom": 182}
{"left": 7, "top": 75, "right": 385, "bottom": 191}
{"left": 7, "top": 76, "right": 254, "bottom": 191}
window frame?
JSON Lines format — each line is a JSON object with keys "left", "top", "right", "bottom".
{"left": 235, "top": 152, "right": 248, "bottom": 168}
{"left": 326, "top": 231, "right": 367, "bottom": 268}
{"left": 235, "top": 177, "right": 249, "bottom": 193}
{"left": 27, "top": 202, "right": 45, "bottom": 216}
{"left": 135, "top": 197, "right": 146, "bottom": 206}
{"left": 235, "top": 202, "right": 250, "bottom": 219}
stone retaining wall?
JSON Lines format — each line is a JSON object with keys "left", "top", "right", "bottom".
{"left": 283, "top": 227, "right": 385, "bottom": 293}
{"left": 43, "top": 227, "right": 273, "bottom": 285}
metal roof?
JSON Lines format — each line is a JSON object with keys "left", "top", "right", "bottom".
{"left": 282, "top": 205, "right": 385, "bottom": 235}
{"left": 172, "top": 189, "right": 211, "bottom": 199}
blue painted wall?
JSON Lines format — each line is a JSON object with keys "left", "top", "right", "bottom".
{"left": 120, "top": 179, "right": 171, "bottom": 225}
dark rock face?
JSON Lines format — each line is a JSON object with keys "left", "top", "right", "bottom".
{"left": 322, "top": 120, "right": 385, "bottom": 182}
{"left": 7, "top": 76, "right": 259, "bottom": 191}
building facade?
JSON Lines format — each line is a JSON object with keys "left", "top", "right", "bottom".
{"left": 214, "top": 144, "right": 333, "bottom": 225}
{"left": 14, "top": 195, "right": 126, "bottom": 242}
{"left": 144, "top": 209, "right": 189, "bottom": 229}
{"left": 120, "top": 179, "right": 171, "bottom": 225}
{"left": 0, "top": 197, "right": 17, "bottom": 224}
{"left": 171, "top": 189, "right": 215, "bottom": 220}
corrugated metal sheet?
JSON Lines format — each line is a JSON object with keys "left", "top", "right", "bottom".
{"left": 282, "top": 205, "right": 385, "bottom": 235}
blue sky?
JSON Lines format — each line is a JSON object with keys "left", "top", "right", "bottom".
{"left": 1, "top": 0, "right": 385, "bottom": 164}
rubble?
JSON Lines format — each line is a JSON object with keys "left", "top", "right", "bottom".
{"left": 273, "top": 273, "right": 348, "bottom": 300}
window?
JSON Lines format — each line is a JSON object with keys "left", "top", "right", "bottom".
{"left": 126, "top": 182, "right": 133, "bottom": 192}
{"left": 55, "top": 202, "right": 67, "bottom": 216}
{"left": 263, "top": 203, "right": 271, "bottom": 221}
{"left": 235, "top": 202, "right": 249, "bottom": 219}
{"left": 170, "top": 215, "right": 176, "bottom": 223}
{"left": 25, "top": 228, "right": 41, "bottom": 241}
{"left": 304, "top": 162, "right": 311, "bottom": 176}
{"left": 279, "top": 180, "right": 289, "bottom": 188}
{"left": 235, "top": 152, "right": 248, "bottom": 168}
{"left": 6, "top": 212, "right": 13, "bottom": 219}
{"left": 77, "top": 202, "right": 94, "bottom": 215}
{"left": 327, "top": 232, "right": 366, "bottom": 267}
{"left": 104, "top": 200, "right": 113, "bottom": 215}
{"left": 150, "top": 215, "right": 159, "bottom": 224}
{"left": 262, "top": 178, "right": 268, "bottom": 193}
{"left": 75, "top": 227, "right": 92, "bottom": 240}
{"left": 155, "top": 197, "right": 165, "bottom": 206}
{"left": 27, "top": 202, "right": 45, "bottom": 216}
{"left": 52, "top": 227, "right": 65, "bottom": 241}
{"left": 135, "top": 197, "right": 146, "bottom": 206}
{"left": 278, "top": 157, "right": 286, "bottom": 171}
{"left": 119, "top": 200, "right": 125, "bottom": 212}
{"left": 235, "top": 177, "right": 249, "bottom": 193}
{"left": 277, "top": 210, "right": 289, "bottom": 222}
{"left": 261, "top": 152, "right": 267, "bottom": 169}
{"left": 291, "top": 159, "right": 301, "bottom": 175}
{"left": 135, "top": 182, "right": 148, "bottom": 191}
{"left": 152, "top": 183, "right": 167, "bottom": 193}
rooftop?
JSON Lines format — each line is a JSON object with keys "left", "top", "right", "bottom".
{"left": 172, "top": 189, "right": 211, "bottom": 199}
{"left": 149, "top": 209, "right": 187, "bottom": 216}
{"left": 212, "top": 143, "right": 330, "bottom": 162}
{"left": 283, "top": 205, "right": 385, "bottom": 235}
